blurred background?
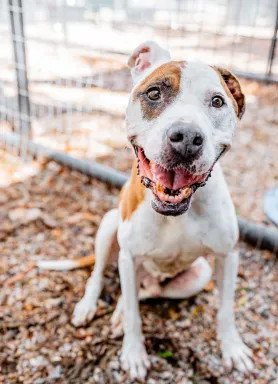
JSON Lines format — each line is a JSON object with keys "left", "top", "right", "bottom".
{"left": 0, "top": 1, "right": 277, "bottom": 383}
{"left": 0, "top": 0, "right": 278, "bottom": 221}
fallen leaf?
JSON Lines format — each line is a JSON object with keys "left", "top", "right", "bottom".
{"left": 83, "top": 212, "right": 95, "bottom": 221}
{"left": 41, "top": 214, "right": 57, "bottom": 228}
{"left": 66, "top": 212, "right": 95, "bottom": 224}
{"left": 9, "top": 208, "right": 41, "bottom": 223}
{"left": 238, "top": 296, "right": 247, "bottom": 306}
{"left": 169, "top": 308, "right": 180, "bottom": 321}
{"left": 66, "top": 212, "right": 84, "bottom": 224}
{"left": 192, "top": 305, "right": 204, "bottom": 317}
{"left": 204, "top": 280, "right": 215, "bottom": 292}
{"left": 158, "top": 350, "right": 173, "bottom": 358}
{"left": 3, "top": 262, "right": 35, "bottom": 286}
{"left": 23, "top": 304, "right": 34, "bottom": 311}
{"left": 51, "top": 228, "right": 62, "bottom": 237}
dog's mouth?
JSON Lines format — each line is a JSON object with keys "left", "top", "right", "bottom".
{"left": 134, "top": 146, "right": 215, "bottom": 216}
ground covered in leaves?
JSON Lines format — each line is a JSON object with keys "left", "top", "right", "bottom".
{"left": 0, "top": 161, "right": 277, "bottom": 384}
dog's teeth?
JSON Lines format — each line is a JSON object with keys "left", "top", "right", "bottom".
{"left": 157, "top": 183, "right": 163, "bottom": 192}
{"left": 184, "top": 187, "right": 191, "bottom": 198}
{"left": 157, "top": 190, "right": 166, "bottom": 201}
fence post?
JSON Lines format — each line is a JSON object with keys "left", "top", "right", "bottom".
{"left": 8, "top": 0, "right": 31, "bottom": 145}
{"left": 266, "top": 0, "right": 278, "bottom": 77}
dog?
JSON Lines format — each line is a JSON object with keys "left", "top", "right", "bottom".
{"left": 38, "top": 41, "right": 253, "bottom": 380}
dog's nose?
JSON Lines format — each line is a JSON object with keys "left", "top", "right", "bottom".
{"left": 167, "top": 122, "right": 204, "bottom": 159}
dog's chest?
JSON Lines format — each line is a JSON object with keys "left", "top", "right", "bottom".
{"left": 122, "top": 210, "right": 210, "bottom": 280}
{"left": 145, "top": 221, "right": 208, "bottom": 279}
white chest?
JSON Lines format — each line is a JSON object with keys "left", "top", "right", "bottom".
{"left": 117, "top": 167, "right": 238, "bottom": 280}
{"left": 118, "top": 205, "right": 210, "bottom": 279}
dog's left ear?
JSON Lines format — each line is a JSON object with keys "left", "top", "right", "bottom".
{"left": 213, "top": 67, "right": 245, "bottom": 120}
{"left": 128, "top": 41, "right": 171, "bottom": 83}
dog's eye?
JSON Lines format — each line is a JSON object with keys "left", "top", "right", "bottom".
{"left": 147, "top": 87, "right": 161, "bottom": 101}
{"left": 211, "top": 96, "right": 224, "bottom": 108}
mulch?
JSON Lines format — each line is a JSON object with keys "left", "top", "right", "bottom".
{"left": 0, "top": 160, "right": 277, "bottom": 384}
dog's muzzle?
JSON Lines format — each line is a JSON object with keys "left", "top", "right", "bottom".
{"left": 132, "top": 134, "right": 227, "bottom": 216}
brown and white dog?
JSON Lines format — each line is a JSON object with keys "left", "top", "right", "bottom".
{"left": 38, "top": 41, "right": 253, "bottom": 380}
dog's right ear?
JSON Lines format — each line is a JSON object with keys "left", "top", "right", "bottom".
{"left": 128, "top": 41, "right": 171, "bottom": 83}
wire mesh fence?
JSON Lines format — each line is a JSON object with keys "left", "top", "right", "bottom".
{"left": 0, "top": 0, "right": 278, "bottom": 230}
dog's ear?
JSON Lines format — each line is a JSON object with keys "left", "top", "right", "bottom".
{"left": 128, "top": 41, "right": 171, "bottom": 83}
{"left": 213, "top": 67, "right": 245, "bottom": 120}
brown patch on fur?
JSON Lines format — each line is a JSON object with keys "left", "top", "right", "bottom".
{"left": 119, "top": 160, "right": 145, "bottom": 220}
{"left": 74, "top": 254, "right": 95, "bottom": 268}
{"left": 212, "top": 66, "right": 245, "bottom": 119}
{"left": 133, "top": 61, "right": 185, "bottom": 120}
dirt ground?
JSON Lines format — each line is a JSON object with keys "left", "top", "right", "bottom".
{"left": 0, "top": 156, "right": 277, "bottom": 384}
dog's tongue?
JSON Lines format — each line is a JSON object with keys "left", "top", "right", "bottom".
{"left": 151, "top": 163, "right": 196, "bottom": 190}
{"left": 138, "top": 148, "right": 205, "bottom": 190}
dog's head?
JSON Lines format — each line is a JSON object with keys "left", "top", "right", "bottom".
{"left": 126, "top": 41, "right": 245, "bottom": 216}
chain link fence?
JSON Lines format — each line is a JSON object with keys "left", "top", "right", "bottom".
{"left": 0, "top": 0, "right": 278, "bottom": 250}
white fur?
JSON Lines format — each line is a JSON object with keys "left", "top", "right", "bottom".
{"left": 72, "top": 41, "right": 253, "bottom": 380}
{"left": 37, "top": 259, "right": 77, "bottom": 270}
{"left": 129, "top": 40, "right": 171, "bottom": 84}
{"left": 72, "top": 209, "right": 118, "bottom": 327}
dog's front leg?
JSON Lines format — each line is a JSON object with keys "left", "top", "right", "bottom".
{"left": 118, "top": 249, "right": 150, "bottom": 380}
{"left": 216, "top": 250, "right": 253, "bottom": 372}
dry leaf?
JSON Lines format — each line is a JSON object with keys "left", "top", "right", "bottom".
{"left": 168, "top": 308, "right": 180, "bottom": 321}
{"left": 192, "top": 305, "right": 204, "bottom": 317}
{"left": 83, "top": 212, "right": 95, "bottom": 221}
{"left": 238, "top": 296, "right": 247, "bottom": 306}
{"left": 204, "top": 280, "right": 215, "bottom": 292}
{"left": 41, "top": 214, "right": 57, "bottom": 228}
{"left": 66, "top": 212, "right": 84, "bottom": 224}
{"left": 3, "top": 262, "right": 35, "bottom": 286}
{"left": 9, "top": 208, "right": 41, "bottom": 223}
{"left": 66, "top": 211, "right": 95, "bottom": 224}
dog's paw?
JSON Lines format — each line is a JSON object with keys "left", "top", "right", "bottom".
{"left": 121, "top": 337, "right": 150, "bottom": 381}
{"left": 219, "top": 330, "right": 253, "bottom": 372}
{"left": 71, "top": 298, "right": 97, "bottom": 327}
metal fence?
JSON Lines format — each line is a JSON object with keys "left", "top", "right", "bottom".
{"left": 0, "top": 0, "right": 278, "bottom": 247}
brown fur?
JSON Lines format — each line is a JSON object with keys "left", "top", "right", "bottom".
{"left": 119, "top": 160, "right": 145, "bottom": 220}
{"left": 74, "top": 254, "right": 95, "bottom": 268}
{"left": 212, "top": 66, "right": 245, "bottom": 119}
{"left": 133, "top": 61, "right": 185, "bottom": 120}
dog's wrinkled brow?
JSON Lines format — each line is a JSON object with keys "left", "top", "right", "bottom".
{"left": 132, "top": 61, "right": 185, "bottom": 121}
